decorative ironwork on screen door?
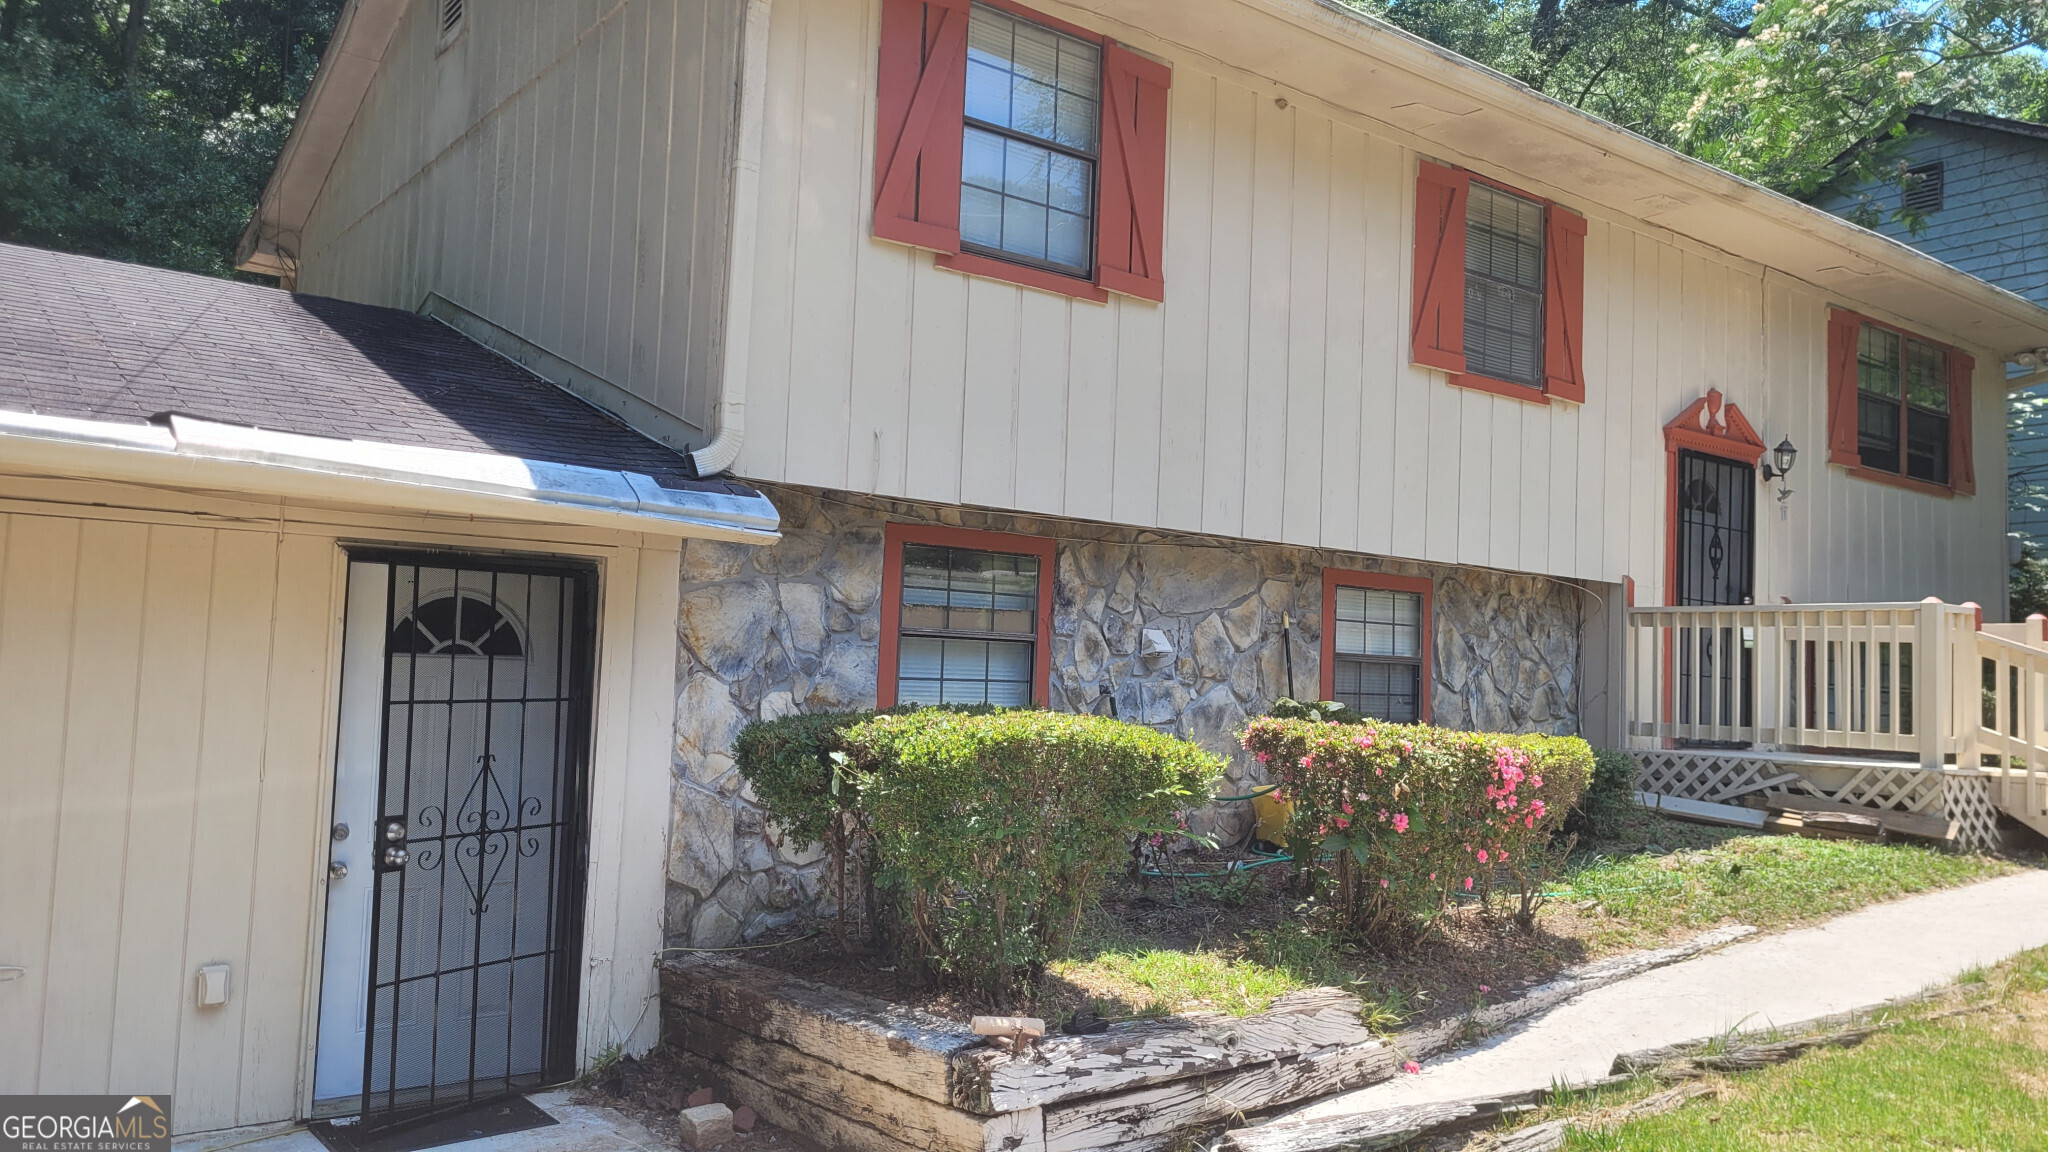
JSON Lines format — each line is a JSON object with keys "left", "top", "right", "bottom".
{"left": 357, "top": 555, "right": 596, "bottom": 1129}
{"left": 1673, "top": 451, "right": 1758, "bottom": 734}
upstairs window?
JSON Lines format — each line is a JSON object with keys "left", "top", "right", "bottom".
{"left": 1320, "top": 571, "right": 1433, "bottom": 724}
{"left": 872, "top": 0, "right": 1169, "bottom": 302}
{"left": 962, "top": 6, "right": 1100, "bottom": 276}
{"left": 1827, "top": 308, "right": 1975, "bottom": 495}
{"left": 1463, "top": 182, "right": 1547, "bottom": 389}
{"left": 1411, "top": 162, "right": 1587, "bottom": 405}
{"left": 879, "top": 524, "right": 1053, "bottom": 708}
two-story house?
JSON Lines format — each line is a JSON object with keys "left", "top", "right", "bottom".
{"left": 1813, "top": 106, "right": 2048, "bottom": 550}
{"left": 12, "top": 0, "right": 2048, "bottom": 1139}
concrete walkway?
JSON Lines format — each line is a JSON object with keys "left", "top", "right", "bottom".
{"left": 1286, "top": 868, "right": 2048, "bottom": 1123}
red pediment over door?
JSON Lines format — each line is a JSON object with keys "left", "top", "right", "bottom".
{"left": 1663, "top": 389, "right": 1766, "bottom": 465}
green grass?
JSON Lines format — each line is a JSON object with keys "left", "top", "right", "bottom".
{"left": 1546, "top": 948, "right": 2048, "bottom": 1151}
{"left": 1564, "top": 831, "right": 2011, "bottom": 951}
{"left": 1046, "top": 920, "right": 1347, "bottom": 1017}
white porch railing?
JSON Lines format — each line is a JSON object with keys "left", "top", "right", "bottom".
{"left": 1625, "top": 598, "right": 2048, "bottom": 837}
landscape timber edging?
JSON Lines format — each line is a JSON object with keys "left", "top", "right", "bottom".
{"left": 655, "top": 925, "right": 1759, "bottom": 1152}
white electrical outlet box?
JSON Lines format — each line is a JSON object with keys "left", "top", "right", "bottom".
{"left": 195, "top": 964, "right": 230, "bottom": 1007}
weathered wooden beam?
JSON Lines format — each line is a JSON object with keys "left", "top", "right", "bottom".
{"left": 967, "top": 987, "right": 1379, "bottom": 1113}
{"left": 1226, "top": 1099, "right": 1516, "bottom": 1152}
{"left": 659, "top": 954, "right": 984, "bottom": 1108}
{"left": 714, "top": 1063, "right": 928, "bottom": 1152}
{"left": 672, "top": 1007, "right": 1045, "bottom": 1152}
{"left": 1739, "top": 789, "right": 1955, "bottom": 842}
{"left": 1041, "top": 1038, "right": 1397, "bottom": 1152}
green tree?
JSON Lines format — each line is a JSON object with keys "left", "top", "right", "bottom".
{"left": 1344, "top": 0, "right": 2048, "bottom": 218}
{"left": 0, "top": 0, "right": 341, "bottom": 278}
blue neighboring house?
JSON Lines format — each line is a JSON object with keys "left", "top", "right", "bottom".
{"left": 1814, "top": 106, "right": 2048, "bottom": 551}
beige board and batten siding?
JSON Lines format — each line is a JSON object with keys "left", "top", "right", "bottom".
{"left": 0, "top": 474, "right": 682, "bottom": 1135}
{"left": 292, "top": 0, "right": 741, "bottom": 444}
{"left": 731, "top": 0, "right": 2006, "bottom": 610}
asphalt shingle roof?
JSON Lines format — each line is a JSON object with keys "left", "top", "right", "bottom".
{"left": 0, "top": 242, "right": 736, "bottom": 493}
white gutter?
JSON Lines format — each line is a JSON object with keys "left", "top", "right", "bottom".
{"left": 0, "top": 410, "right": 781, "bottom": 543}
{"left": 684, "top": 0, "right": 772, "bottom": 480}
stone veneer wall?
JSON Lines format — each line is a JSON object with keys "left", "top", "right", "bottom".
{"left": 665, "top": 483, "right": 1588, "bottom": 946}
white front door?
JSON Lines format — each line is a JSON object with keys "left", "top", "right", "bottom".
{"left": 313, "top": 562, "right": 389, "bottom": 1113}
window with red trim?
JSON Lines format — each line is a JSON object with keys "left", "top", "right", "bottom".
{"left": 1412, "top": 162, "right": 1586, "bottom": 404}
{"left": 1826, "top": 308, "right": 1975, "bottom": 497}
{"left": 1320, "top": 570, "right": 1433, "bottom": 724}
{"left": 872, "top": 0, "right": 1168, "bottom": 301}
{"left": 877, "top": 523, "right": 1055, "bottom": 708}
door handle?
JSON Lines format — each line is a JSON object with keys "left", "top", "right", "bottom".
{"left": 329, "top": 860, "right": 348, "bottom": 881}
{"left": 0, "top": 966, "right": 24, "bottom": 982}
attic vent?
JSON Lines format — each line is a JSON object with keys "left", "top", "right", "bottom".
{"left": 1903, "top": 161, "right": 1944, "bottom": 214}
{"left": 437, "top": 0, "right": 464, "bottom": 52}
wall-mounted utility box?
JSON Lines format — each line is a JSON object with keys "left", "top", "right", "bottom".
{"left": 195, "top": 964, "right": 230, "bottom": 1007}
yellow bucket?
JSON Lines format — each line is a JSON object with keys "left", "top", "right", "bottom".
{"left": 1251, "top": 790, "right": 1294, "bottom": 847}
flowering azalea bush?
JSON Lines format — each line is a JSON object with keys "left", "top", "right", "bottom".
{"left": 1239, "top": 711, "right": 1592, "bottom": 941}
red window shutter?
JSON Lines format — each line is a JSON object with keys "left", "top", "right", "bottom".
{"left": 873, "top": 0, "right": 969, "bottom": 253}
{"left": 1541, "top": 207, "right": 1587, "bottom": 402}
{"left": 1951, "top": 348, "right": 1976, "bottom": 495}
{"left": 1411, "top": 161, "right": 1469, "bottom": 373}
{"left": 1826, "top": 309, "right": 1862, "bottom": 467}
{"left": 1096, "top": 43, "right": 1170, "bottom": 301}
{"left": 1542, "top": 206, "right": 1587, "bottom": 402}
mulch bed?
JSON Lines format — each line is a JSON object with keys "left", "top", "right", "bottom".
{"left": 725, "top": 843, "right": 1672, "bottom": 1031}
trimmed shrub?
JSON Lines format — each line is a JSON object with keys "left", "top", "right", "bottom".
{"left": 840, "top": 710, "right": 1222, "bottom": 1001}
{"left": 1566, "top": 748, "right": 1640, "bottom": 842}
{"left": 1239, "top": 714, "right": 1592, "bottom": 940}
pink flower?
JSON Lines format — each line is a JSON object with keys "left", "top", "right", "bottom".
{"left": 1530, "top": 799, "right": 1547, "bottom": 818}
{"left": 1378, "top": 809, "right": 1389, "bottom": 822}
{"left": 1335, "top": 816, "right": 1349, "bottom": 829}
{"left": 1400, "top": 741, "right": 1414, "bottom": 754}
{"left": 1256, "top": 751, "right": 1271, "bottom": 765}
{"left": 1300, "top": 756, "right": 1314, "bottom": 769}
{"left": 1380, "top": 878, "right": 1390, "bottom": 888}
{"left": 1525, "top": 814, "right": 1536, "bottom": 828}
{"left": 1463, "top": 876, "right": 1474, "bottom": 891}
{"left": 1532, "top": 775, "right": 1544, "bottom": 789}
{"left": 1498, "top": 851, "right": 1509, "bottom": 863}
{"left": 1342, "top": 801, "right": 1354, "bottom": 815}
{"left": 1430, "top": 872, "right": 1437, "bottom": 881}
{"left": 1477, "top": 849, "right": 1489, "bottom": 863}
{"left": 1392, "top": 813, "right": 1410, "bottom": 834}
{"left": 1403, "top": 1061, "right": 1422, "bottom": 1074}
{"left": 1355, "top": 734, "right": 1374, "bottom": 750}
{"left": 1479, "top": 985, "right": 1491, "bottom": 994}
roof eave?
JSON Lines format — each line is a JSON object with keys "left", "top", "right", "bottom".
{"left": 236, "top": 0, "right": 412, "bottom": 276}
{"left": 0, "top": 409, "right": 782, "bottom": 543}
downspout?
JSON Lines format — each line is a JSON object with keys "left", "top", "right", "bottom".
{"left": 685, "top": 0, "right": 772, "bottom": 479}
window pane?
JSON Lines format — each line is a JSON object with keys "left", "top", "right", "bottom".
{"left": 1907, "top": 409, "right": 1949, "bottom": 484}
{"left": 1333, "top": 657, "right": 1420, "bottom": 723}
{"left": 1003, "top": 136, "right": 1050, "bottom": 202}
{"left": 965, "top": 4, "right": 1101, "bottom": 153}
{"left": 1002, "top": 196, "right": 1049, "bottom": 260}
{"left": 1331, "top": 585, "right": 1423, "bottom": 659}
{"left": 1047, "top": 152, "right": 1090, "bottom": 213}
{"left": 961, "top": 183, "right": 1004, "bottom": 249}
{"left": 896, "top": 543, "right": 1041, "bottom": 704}
{"left": 1857, "top": 324, "right": 1900, "bottom": 399}
{"left": 1463, "top": 183, "right": 1546, "bottom": 388}
{"left": 1905, "top": 339, "right": 1948, "bottom": 412}
{"left": 1858, "top": 395, "right": 1900, "bottom": 473}
{"left": 1047, "top": 209, "right": 1089, "bottom": 268}
{"left": 963, "top": 128, "right": 1006, "bottom": 192}
{"left": 899, "top": 636, "right": 945, "bottom": 681}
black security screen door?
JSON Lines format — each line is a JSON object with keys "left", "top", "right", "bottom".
{"left": 357, "top": 553, "right": 596, "bottom": 1130}
{"left": 1674, "top": 450, "right": 1755, "bottom": 607}
{"left": 1672, "top": 451, "right": 1757, "bottom": 734}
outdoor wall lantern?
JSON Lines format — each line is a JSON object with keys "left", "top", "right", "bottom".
{"left": 1760, "top": 436, "right": 1798, "bottom": 503}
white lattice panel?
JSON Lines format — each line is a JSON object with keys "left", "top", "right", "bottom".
{"left": 1633, "top": 751, "right": 1981, "bottom": 846}
{"left": 1941, "top": 775, "right": 2002, "bottom": 853}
